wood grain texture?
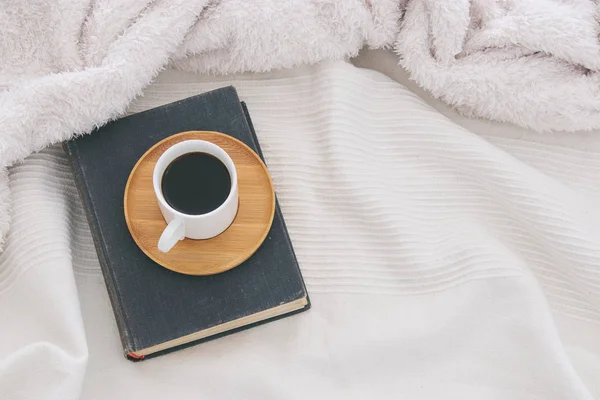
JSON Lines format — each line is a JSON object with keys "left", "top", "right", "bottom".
{"left": 124, "top": 131, "right": 275, "bottom": 275}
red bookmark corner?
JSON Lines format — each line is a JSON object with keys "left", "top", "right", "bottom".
{"left": 127, "top": 352, "right": 145, "bottom": 360}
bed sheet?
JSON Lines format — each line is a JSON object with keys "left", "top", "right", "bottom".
{"left": 1, "top": 54, "right": 599, "bottom": 399}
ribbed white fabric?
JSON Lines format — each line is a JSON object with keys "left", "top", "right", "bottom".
{"left": 1, "top": 60, "right": 600, "bottom": 399}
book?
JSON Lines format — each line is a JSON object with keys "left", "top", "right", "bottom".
{"left": 64, "top": 86, "right": 310, "bottom": 360}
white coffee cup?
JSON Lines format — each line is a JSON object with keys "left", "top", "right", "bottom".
{"left": 153, "top": 140, "right": 238, "bottom": 253}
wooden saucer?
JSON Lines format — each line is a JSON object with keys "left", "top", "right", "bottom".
{"left": 124, "top": 131, "right": 275, "bottom": 275}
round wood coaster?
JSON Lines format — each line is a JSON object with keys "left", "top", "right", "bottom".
{"left": 124, "top": 131, "right": 275, "bottom": 275}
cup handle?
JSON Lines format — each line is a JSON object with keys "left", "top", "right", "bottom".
{"left": 158, "top": 218, "right": 185, "bottom": 253}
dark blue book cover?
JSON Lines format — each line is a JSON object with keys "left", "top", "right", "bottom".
{"left": 64, "top": 86, "right": 309, "bottom": 360}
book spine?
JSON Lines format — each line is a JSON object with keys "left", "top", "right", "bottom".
{"left": 63, "top": 142, "right": 136, "bottom": 356}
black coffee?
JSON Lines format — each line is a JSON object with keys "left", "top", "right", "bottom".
{"left": 161, "top": 152, "right": 231, "bottom": 215}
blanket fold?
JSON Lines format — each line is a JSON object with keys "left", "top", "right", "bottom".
{"left": 396, "top": 0, "right": 600, "bottom": 133}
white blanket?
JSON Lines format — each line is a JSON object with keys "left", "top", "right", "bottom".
{"left": 397, "top": 0, "right": 600, "bottom": 132}
{"left": 2, "top": 0, "right": 600, "bottom": 245}
{"left": 2, "top": 59, "right": 600, "bottom": 399}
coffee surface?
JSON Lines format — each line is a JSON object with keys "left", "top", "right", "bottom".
{"left": 161, "top": 152, "right": 231, "bottom": 215}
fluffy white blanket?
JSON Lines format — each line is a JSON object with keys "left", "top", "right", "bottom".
{"left": 1, "top": 0, "right": 599, "bottom": 241}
